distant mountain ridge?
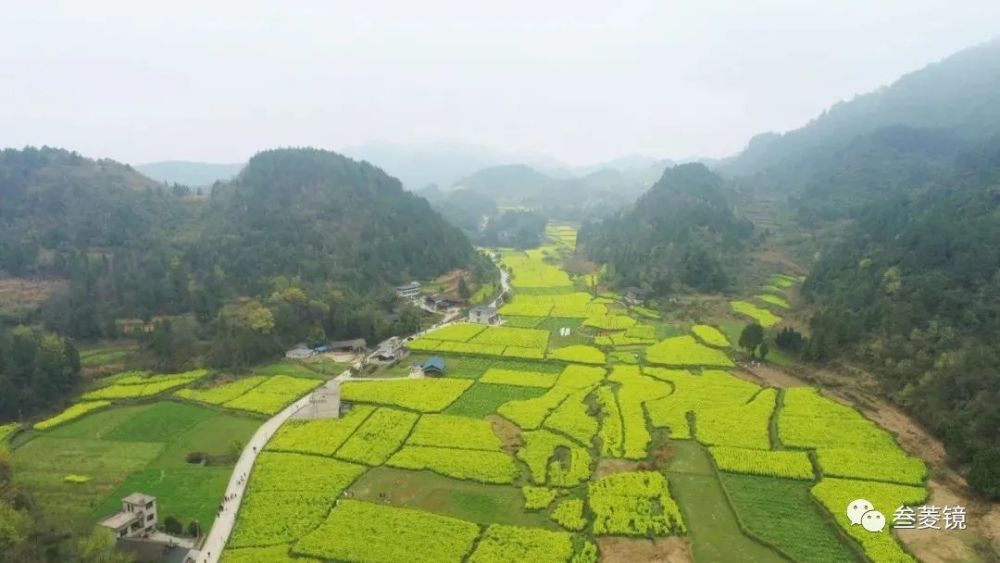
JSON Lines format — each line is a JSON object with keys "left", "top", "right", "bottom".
{"left": 136, "top": 160, "right": 244, "bottom": 187}
{"left": 722, "top": 37, "right": 1000, "bottom": 178}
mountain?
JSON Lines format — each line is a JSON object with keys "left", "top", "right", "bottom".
{"left": 135, "top": 160, "right": 244, "bottom": 187}
{"left": 578, "top": 163, "right": 753, "bottom": 294}
{"left": 340, "top": 142, "right": 563, "bottom": 189}
{"left": 723, "top": 38, "right": 1000, "bottom": 180}
{"left": 201, "top": 148, "right": 475, "bottom": 291}
{"left": 452, "top": 164, "right": 554, "bottom": 198}
{"left": 801, "top": 136, "right": 1000, "bottom": 497}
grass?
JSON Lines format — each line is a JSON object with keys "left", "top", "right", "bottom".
{"left": 444, "top": 383, "right": 547, "bottom": 418}
{"left": 347, "top": 466, "right": 556, "bottom": 528}
{"left": 665, "top": 441, "right": 787, "bottom": 563}
{"left": 253, "top": 361, "right": 327, "bottom": 379}
{"left": 104, "top": 401, "right": 215, "bottom": 442}
{"left": 94, "top": 466, "right": 231, "bottom": 530}
{"left": 719, "top": 473, "right": 858, "bottom": 563}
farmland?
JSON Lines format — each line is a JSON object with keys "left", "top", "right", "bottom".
{"left": 120, "top": 227, "right": 926, "bottom": 563}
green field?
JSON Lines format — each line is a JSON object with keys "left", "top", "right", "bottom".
{"left": 11, "top": 400, "right": 259, "bottom": 531}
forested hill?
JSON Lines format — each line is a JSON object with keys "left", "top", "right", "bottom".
{"left": 801, "top": 137, "right": 1000, "bottom": 497}
{"left": 0, "top": 147, "right": 477, "bottom": 339}
{"left": 578, "top": 163, "right": 753, "bottom": 294}
{"left": 200, "top": 148, "right": 475, "bottom": 293}
{"left": 723, "top": 38, "right": 1000, "bottom": 179}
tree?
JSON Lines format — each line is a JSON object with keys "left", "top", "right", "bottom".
{"left": 187, "top": 521, "right": 202, "bottom": 538}
{"left": 739, "top": 323, "right": 764, "bottom": 359}
{"left": 163, "top": 516, "right": 183, "bottom": 535}
{"left": 457, "top": 277, "right": 471, "bottom": 299}
{"left": 775, "top": 327, "right": 804, "bottom": 353}
{"left": 967, "top": 448, "right": 1000, "bottom": 500}
{"left": 758, "top": 341, "right": 770, "bottom": 361}
{"left": 76, "top": 528, "right": 132, "bottom": 563}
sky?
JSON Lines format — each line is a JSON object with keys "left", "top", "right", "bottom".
{"left": 2, "top": 0, "right": 998, "bottom": 166}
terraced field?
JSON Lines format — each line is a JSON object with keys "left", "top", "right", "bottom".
{"left": 218, "top": 232, "right": 928, "bottom": 563}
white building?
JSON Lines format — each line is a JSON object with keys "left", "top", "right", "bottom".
{"left": 285, "top": 344, "right": 315, "bottom": 360}
{"left": 396, "top": 282, "right": 422, "bottom": 299}
{"left": 373, "top": 336, "right": 404, "bottom": 362}
{"left": 468, "top": 306, "right": 500, "bottom": 325}
{"left": 99, "top": 493, "right": 158, "bottom": 539}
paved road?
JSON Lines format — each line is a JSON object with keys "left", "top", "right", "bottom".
{"left": 192, "top": 371, "right": 353, "bottom": 563}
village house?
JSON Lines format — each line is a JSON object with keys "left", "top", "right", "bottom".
{"left": 419, "top": 356, "right": 446, "bottom": 377}
{"left": 99, "top": 493, "right": 158, "bottom": 539}
{"left": 325, "top": 339, "right": 367, "bottom": 353}
{"left": 396, "top": 281, "right": 422, "bottom": 299}
{"left": 468, "top": 305, "right": 500, "bottom": 325}
{"left": 372, "top": 336, "right": 404, "bottom": 362}
{"left": 284, "top": 343, "right": 314, "bottom": 360}
{"left": 624, "top": 287, "right": 650, "bottom": 306}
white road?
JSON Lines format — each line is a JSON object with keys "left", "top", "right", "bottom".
{"left": 192, "top": 371, "right": 353, "bottom": 563}
{"left": 196, "top": 260, "right": 504, "bottom": 562}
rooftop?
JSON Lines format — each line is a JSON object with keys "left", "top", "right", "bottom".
{"left": 123, "top": 492, "right": 155, "bottom": 505}
{"left": 421, "top": 356, "right": 446, "bottom": 371}
{"left": 470, "top": 305, "right": 497, "bottom": 314}
{"left": 99, "top": 511, "right": 139, "bottom": 530}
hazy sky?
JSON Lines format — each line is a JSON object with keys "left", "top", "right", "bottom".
{"left": 2, "top": 0, "right": 998, "bottom": 166}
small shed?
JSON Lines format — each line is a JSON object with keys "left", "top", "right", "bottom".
{"left": 421, "top": 356, "right": 446, "bottom": 377}
{"left": 285, "top": 344, "right": 315, "bottom": 360}
{"left": 326, "top": 339, "right": 367, "bottom": 353}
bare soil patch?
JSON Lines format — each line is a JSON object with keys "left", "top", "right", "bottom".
{"left": 486, "top": 415, "right": 523, "bottom": 454}
{"left": 597, "top": 537, "right": 693, "bottom": 563}
{"left": 595, "top": 458, "right": 642, "bottom": 479}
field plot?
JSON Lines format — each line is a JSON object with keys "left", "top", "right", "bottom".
{"left": 548, "top": 345, "right": 606, "bottom": 365}
{"left": 34, "top": 401, "right": 111, "bottom": 430}
{"left": 335, "top": 408, "right": 419, "bottom": 465}
{"left": 691, "top": 324, "right": 729, "bottom": 347}
{"left": 730, "top": 300, "right": 781, "bottom": 327}
{"left": 388, "top": 445, "right": 520, "bottom": 484}
{"left": 444, "top": 383, "right": 546, "bottom": 418}
{"left": 696, "top": 388, "right": 776, "bottom": 449}
{"left": 293, "top": 500, "right": 481, "bottom": 563}
{"left": 14, "top": 401, "right": 258, "bottom": 531}
{"left": 82, "top": 369, "right": 209, "bottom": 400}
{"left": 518, "top": 429, "right": 592, "bottom": 486}
{"left": 267, "top": 405, "right": 375, "bottom": 455}
{"left": 542, "top": 389, "right": 598, "bottom": 445}
{"left": 498, "top": 365, "right": 605, "bottom": 429}
{"left": 644, "top": 369, "right": 760, "bottom": 439}
{"left": 222, "top": 544, "right": 318, "bottom": 563}
{"left": 175, "top": 376, "right": 268, "bottom": 405}
{"left": 779, "top": 388, "right": 926, "bottom": 484}
{"left": 811, "top": 478, "right": 926, "bottom": 563}
{"left": 588, "top": 471, "right": 685, "bottom": 536}
{"left": 609, "top": 366, "right": 673, "bottom": 459}
{"left": 222, "top": 375, "right": 323, "bottom": 415}
{"left": 229, "top": 452, "right": 365, "bottom": 548}
{"left": 469, "top": 524, "right": 575, "bottom": 563}
{"left": 756, "top": 294, "right": 790, "bottom": 309}
{"left": 408, "top": 414, "right": 504, "bottom": 450}
{"left": 480, "top": 368, "right": 559, "bottom": 388}
{"left": 645, "top": 335, "right": 734, "bottom": 367}
{"left": 341, "top": 378, "right": 472, "bottom": 412}
{"left": 719, "top": 473, "right": 857, "bottom": 563}
{"left": 0, "top": 422, "right": 18, "bottom": 446}
{"left": 709, "top": 446, "right": 814, "bottom": 480}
